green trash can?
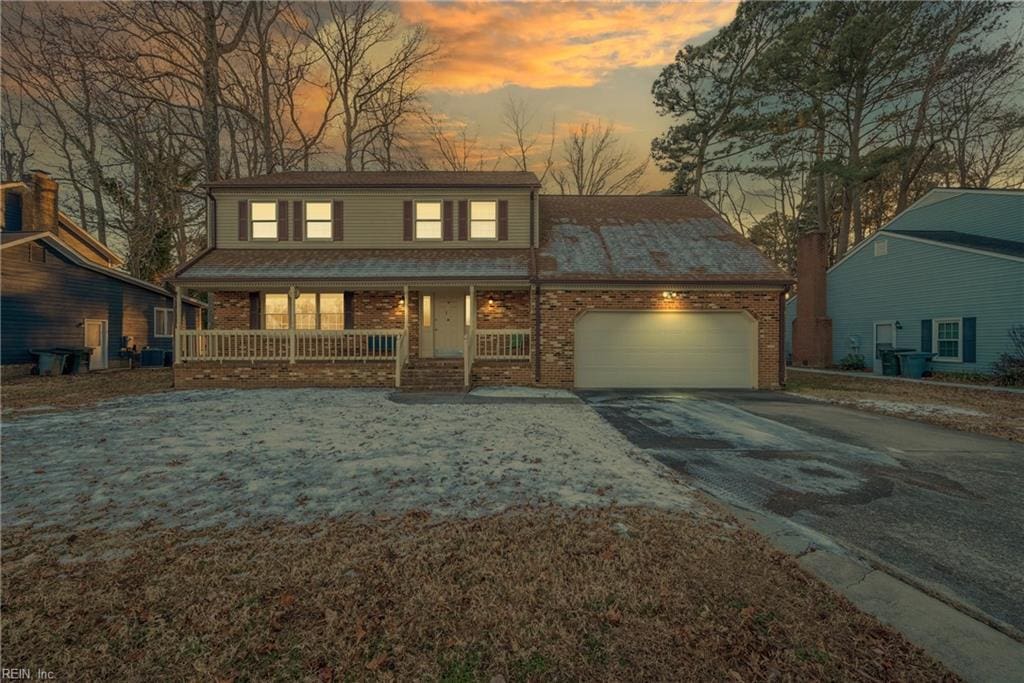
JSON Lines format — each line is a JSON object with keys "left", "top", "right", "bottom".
{"left": 29, "top": 349, "right": 68, "bottom": 376}
{"left": 897, "top": 352, "right": 935, "bottom": 379}
{"left": 879, "top": 349, "right": 900, "bottom": 376}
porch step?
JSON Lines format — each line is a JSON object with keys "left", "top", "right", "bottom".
{"left": 400, "top": 359, "right": 465, "bottom": 392}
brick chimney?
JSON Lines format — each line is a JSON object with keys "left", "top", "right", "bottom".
{"left": 22, "top": 169, "right": 59, "bottom": 232}
{"left": 791, "top": 230, "right": 832, "bottom": 368}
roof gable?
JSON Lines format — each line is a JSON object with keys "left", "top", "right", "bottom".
{"left": 883, "top": 189, "right": 1023, "bottom": 243}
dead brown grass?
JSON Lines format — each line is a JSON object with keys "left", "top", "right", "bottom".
{"left": 787, "top": 371, "right": 1024, "bottom": 442}
{"left": 1, "top": 369, "right": 172, "bottom": 414}
{"left": 2, "top": 508, "right": 955, "bottom": 681}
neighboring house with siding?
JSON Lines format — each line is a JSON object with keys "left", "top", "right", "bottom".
{"left": 786, "top": 188, "right": 1024, "bottom": 375}
{"left": 1, "top": 171, "right": 204, "bottom": 375}
{"left": 171, "top": 171, "right": 791, "bottom": 391}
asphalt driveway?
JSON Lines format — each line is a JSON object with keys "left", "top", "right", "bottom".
{"left": 582, "top": 390, "right": 1024, "bottom": 633}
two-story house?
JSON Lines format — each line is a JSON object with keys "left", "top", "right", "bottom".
{"left": 787, "top": 188, "right": 1024, "bottom": 374}
{"left": 171, "top": 171, "right": 791, "bottom": 391}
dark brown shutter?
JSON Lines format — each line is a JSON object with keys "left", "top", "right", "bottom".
{"left": 277, "top": 200, "right": 289, "bottom": 241}
{"left": 442, "top": 200, "right": 454, "bottom": 241}
{"left": 497, "top": 199, "right": 509, "bottom": 240}
{"left": 332, "top": 199, "right": 344, "bottom": 241}
{"left": 249, "top": 292, "right": 261, "bottom": 330}
{"left": 458, "top": 200, "right": 468, "bottom": 240}
{"left": 403, "top": 200, "right": 413, "bottom": 241}
{"left": 237, "top": 200, "right": 249, "bottom": 241}
{"left": 293, "top": 201, "right": 303, "bottom": 241}
{"left": 343, "top": 292, "right": 354, "bottom": 329}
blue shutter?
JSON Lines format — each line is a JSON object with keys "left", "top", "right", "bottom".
{"left": 921, "top": 319, "right": 932, "bottom": 353}
{"left": 963, "top": 317, "right": 976, "bottom": 363}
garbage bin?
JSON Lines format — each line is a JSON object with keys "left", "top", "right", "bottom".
{"left": 140, "top": 347, "right": 166, "bottom": 368}
{"left": 879, "top": 349, "right": 900, "bottom": 376}
{"left": 896, "top": 352, "right": 935, "bottom": 379}
{"left": 54, "top": 347, "right": 92, "bottom": 374}
{"left": 29, "top": 349, "right": 69, "bottom": 376}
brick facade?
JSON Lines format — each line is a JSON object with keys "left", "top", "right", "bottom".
{"left": 174, "top": 361, "right": 394, "bottom": 389}
{"left": 537, "top": 288, "right": 782, "bottom": 390}
{"left": 194, "top": 287, "right": 781, "bottom": 390}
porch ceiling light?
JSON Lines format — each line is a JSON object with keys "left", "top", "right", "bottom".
{"left": 662, "top": 291, "right": 680, "bottom": 300}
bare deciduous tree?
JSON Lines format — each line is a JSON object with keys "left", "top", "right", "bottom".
{"left": 551, "top": 120, "right": 648, "bottom": 195}
{"left": 1, "top": 95, "right": 36, "bottom": 180}
{"left": 499, "top": 94, "right": 555, "bottom": 183}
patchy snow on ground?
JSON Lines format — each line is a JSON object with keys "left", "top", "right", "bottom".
{"left": 789, "top": 392, "right": 988, "bottom": 419}
{"left": 1, "top": 389, "right": 707, "bottom": 532}
{"left": 468, "top": 386, "right": 576, "bottom": 400}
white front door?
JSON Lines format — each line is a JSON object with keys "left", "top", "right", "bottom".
{"left": 873, "top": 322, "right": 895, "bottom": 373}
{"left": 433, "top": 292, "right": 465, "bottom": 357}
{"left": 84, "top": 319, "right": 108, "bottom": 370}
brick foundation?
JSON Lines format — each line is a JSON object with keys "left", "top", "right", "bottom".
{"left": 538, "top": 289, "right": 782, "bottom": 390}
{"left": 173, "top": 361, "right": 395, "bottom": 389}
{"left": 471, "top": 361, "right": 534, "bottom": 386}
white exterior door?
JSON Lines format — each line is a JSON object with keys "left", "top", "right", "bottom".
{"left": 575, "top": 311, "right": 756, "bottom": 389}
{"left": 432, "top": 292, "right": 465, "bottom": 357}
{"left": 84, "top": 319, "right": 108, "bottom": 370}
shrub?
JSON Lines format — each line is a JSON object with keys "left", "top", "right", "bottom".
{"left": 837, "top": 353, "right": 866, "bottom": 371}
{"left": 992, "top": 325, "right": 1024, "bottom": 387}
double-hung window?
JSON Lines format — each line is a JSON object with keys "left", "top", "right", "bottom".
{"left": 934, "top": 318, "right": 962, "bottom": 362}
{"left": 305, "top": 201, "right": 332, "bottom": 239}
{"left": 264, "top": 293, "right": 344, "bottom": 330}
{"left": 415, "top": 201, "right": 442, "bottom": 239}
{"left": 251, "top": 201, "right": 278, "bottom": 239}
{"left": 470, "top": 201, "right": 497, "bottom": 239}
{"left": 154, "top": 307, "right": 174, "bottom": 337}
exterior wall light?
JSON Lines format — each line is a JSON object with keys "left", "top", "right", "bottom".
{"left": 662, "top": 291, "right": 680, "bottom": 300}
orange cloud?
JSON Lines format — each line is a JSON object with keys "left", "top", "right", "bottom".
{"left": 401, "top": 1, "right": 738, "bottom": 92}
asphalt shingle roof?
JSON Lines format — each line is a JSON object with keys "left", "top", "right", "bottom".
{"left": 206, "top": 171, "right": 541, "bottom": 189}
{"left": 536, "top": 196, "right": 792, "bottom": 283}
{"left": 887, "top": 230, "right": 1024, "bottom": 259}
{"left": 175, "top": 248, "right": 532, "bottom": 282}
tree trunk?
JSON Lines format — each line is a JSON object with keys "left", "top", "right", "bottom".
{"left": 201, "top": 5, "right": 222, "bottom": 183}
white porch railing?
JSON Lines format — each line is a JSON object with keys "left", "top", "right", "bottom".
{"left": 475, "top": 329, "right": 531, "bottom": 360}
{"left": 176, "top": 329, "right": 405, "bottom": 362}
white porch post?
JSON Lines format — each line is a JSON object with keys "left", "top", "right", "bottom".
{"left": 403, "top": 285, "right": 409, "bottom": 332}
{"left": 466, "top": 285, "right": 476, "bottom": 388}
{"left": 288, "top": 286, "right": 297, "bottom": 363}
{"left": 173, "top": 287, "right": 182, "bottom": 365}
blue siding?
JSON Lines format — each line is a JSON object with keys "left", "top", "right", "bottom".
{"left": 885, "top": 192, "right": 1024, "bottom": 243}
{"left": 827, "top": 234, "right": 1024, "bottom": 373}
{"left": 784, "top": 296, "right": 796, "bottom": 359}
{"left": 1, "top": 241, "right": 201, "bottom": 365}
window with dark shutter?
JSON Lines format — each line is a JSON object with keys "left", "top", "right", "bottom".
{"left": 238, "top": 200, "right": 249, "bottom": 241}
{"left": 443, "top": 200, "right": 454, "bottom": 241}
{"left": 249, "top": 292, "right": 262, "bottom": 330}
{"left": 458, "top": 200, "right": 468, "bottom": 240}
{"left": 332, "top": 200, "right": 344, "bottom": 241}
{"left": 277, "top": 200, "right": 289, "bottom": 240}
{"left": 497, "top": 199, "right": 509, "bottom": 240}
{"left": 403, "top": 201, "right": 413, "bottom": 241}
{"left": 293, "top": 201, "right": 303, "bottom": 241}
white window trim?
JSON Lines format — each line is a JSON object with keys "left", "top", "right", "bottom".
{"left": 262, "top": 292, "right": 345, "bottom": 330}
{"left": 154, "top": 307, "right": 174, "bottom": 338}
{"left": 469, "top": 200, "right": 498, "bottom": 240}
{"left": 932, "top": 317, "right": 963, "bottom": 363}
{"left": 304, "top": 200, "right": 333, "bottom": 241}
{"left": 415, "top": 200, "right": 443, "bottom": 241}
{"left": 250, "top": 201, "right": 279, "bottom": 240}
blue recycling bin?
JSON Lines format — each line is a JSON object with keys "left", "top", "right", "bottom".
{"left": 896, "top": 352, "right": 935, "bottom": 379}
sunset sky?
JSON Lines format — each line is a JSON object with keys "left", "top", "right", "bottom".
{"left": 397, "top": 1, "right": 740, "bottom": 190}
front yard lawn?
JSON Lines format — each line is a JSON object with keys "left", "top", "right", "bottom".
{"left": 1, "top": 508, "right": 954, "bottom": 681}
{"left": 786, "top": 370, "right": 1024, "bottom": 442}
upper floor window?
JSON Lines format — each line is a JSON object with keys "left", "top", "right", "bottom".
{"left": 154, "top": 307, "right": 174, "bottom": 337}
{"left": 470, "top": 201, "right": 497, "bottom": 239}
{"left": 306, "top": 201, "right": 332, "bottom": 239}
{"left": 251, "top": 201, "right": 278, "bottom": 239}
{"left": 415, "top": 201, "right": 442, "bottom": 240}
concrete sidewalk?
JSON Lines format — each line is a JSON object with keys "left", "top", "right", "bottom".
{"left": 734, "top": 505, "right": 1024, "bottom": 683}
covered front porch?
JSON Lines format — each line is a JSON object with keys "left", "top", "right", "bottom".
{"left": 171, "top": 284, "right": 534, "bottom": 389}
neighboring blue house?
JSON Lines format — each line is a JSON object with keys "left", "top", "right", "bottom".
{"left": 1, "top": 171, "right": 204, "bottom": 375}
{"left": 786, "top": 188, "right": 1024, "bottom": 375}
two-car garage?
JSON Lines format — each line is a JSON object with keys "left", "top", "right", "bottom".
{"left": 574, "top": 311, "right": 757, "bottom": 389}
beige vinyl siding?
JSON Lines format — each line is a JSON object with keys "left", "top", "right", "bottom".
{"left": 215, "top": 188, "right": 532, "bottom": 249}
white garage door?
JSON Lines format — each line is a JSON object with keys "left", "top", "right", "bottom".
{"left": 575, "top": 311, "right": 756, "bottom": 389}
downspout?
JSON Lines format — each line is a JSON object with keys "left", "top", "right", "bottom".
{"left": 207, "top": 188, "right": 218, "bottom": 248}
{"left": 779, "top": 287, "right": 788, "bottom": 388}
{"left": 530, "top": 192, "right": 541, "bottom": 383}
